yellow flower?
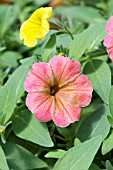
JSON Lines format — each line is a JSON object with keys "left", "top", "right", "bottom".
{"left": 20, "top": 7, "right": 52, "bottom": 47}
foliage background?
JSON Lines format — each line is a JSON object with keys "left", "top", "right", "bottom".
{"left": 0, "top": 0, "right": 113, "bottom": 169}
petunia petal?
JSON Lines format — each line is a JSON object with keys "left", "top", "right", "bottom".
{"left": 107, "top": 47, "right": 113, "bottom": 61}
{"left": 103, "top": 34, "right": 113, "bottom": 48}
{"left": 30, "top": 7, "right": 52, "bottom": 21}
{"left": 106, "top": 16, "right": 113, "bottom": 33}
{"left": 53, "top": 94, "right": 81, "bottom": 127}
{"left": 20, "top": 7, "right": 52, "bottom": 47}
{"left": 41, "top": 7, "right": 52, "bottom": 19}
{"left": 24, "top": 62, "right": 53, "bottom": 93}
{"left": 20, "top": 21, "right": 40, "bottom": 47}
{"left": 73, "top": 74, "right": 93, "bottom": 107}
{"left": 60, "top": 74, "right": 93, "bottom": 107}
{"left": 26, "top": 93, "right": 53, "bottom": 122}
{"left": 49, "top": 56, "right": 81, "bottom": 86}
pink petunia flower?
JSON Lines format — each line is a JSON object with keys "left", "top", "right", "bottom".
{"left": 103, "top": 16, "right": 113, "bottom": 61}
{"left": 24, "top": 56, "right": 93, "bottom": 127}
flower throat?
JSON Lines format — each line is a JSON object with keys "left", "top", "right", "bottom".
{"left": 50, "top": 84, "right": 59, "bottom": 96}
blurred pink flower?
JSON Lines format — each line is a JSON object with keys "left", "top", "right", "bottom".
{"left": 24, "top": 56, "right": 93, "bottom": 127}
{"left": 103, "top": 16, "right": 113, "bottom": 61}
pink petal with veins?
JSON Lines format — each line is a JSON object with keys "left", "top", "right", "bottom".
{"left": 53, "top": 94, "right": 81, "bottom": 127}
{"left": 106, "top": 16, "right": 113, "bottom": 33}
{"left": 26, "top": 93, "right": 53, "bottom": 122}
{"left": 24, "top": 56, "right": 93, "bottom": 127}
{"left": 49, "top": 56, "right": 81, "bottom": 85}
{"left": 107, "top": 47, "right": 113, "bottom": 61}
{"left": 73, "top": 74, "right": 93, "bottom": 107}
{"left": 103, "top": 34, "right": 113, "bottom": 48}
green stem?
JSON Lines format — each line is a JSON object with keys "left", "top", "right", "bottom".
{"left": 57, "top": 143, "right": 67, "bottom": 147}
{"left": 64, "top": 25, "right": 74, "bottom": 40}
{"left": 79, "top": 50, "right": 107, "bottom": 63}
{"left": 79, "top": 56, "right": 90, "bottom": 63}
{"left": 85, "top": 50, "right": 107, "bottom": 58}
{"left": 53, "top": 134, "right": 66, "bottom": 142}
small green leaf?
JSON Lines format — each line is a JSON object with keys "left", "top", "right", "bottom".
{"left": 74, "top": 138, "right": 81, "bottom": 147}
{"left": 2, "top": 142, "right": 47, "bottom": 170}
{"left": 102, "top": 130, "right": 113, "bottom": 155}
{"left": 13, "top": 109, "right": 54, "bottom": 147}
{"left": 77, "top": 105, "right": 110, "bottom": 142}
{"left": 53, "top": 136, "right": 102, "bottom": 170}
{"left": 42, "top": 33, "right": 56, "bottom": 62}
{"left": 45, "top": 149, "right": 66, "bottom": 159}
{"left": 0, "top": 145, "right": 9, "bottom": 170}
{"left": 106, "top": 160, "right": 113, "bottom": 170}
{"left": 83, "top": 59, "right": 111, "bottom": 103}
{"left": 109, "top": 86, "right": 113, "bottom": 117}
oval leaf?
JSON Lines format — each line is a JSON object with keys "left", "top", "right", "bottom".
{"left": 0, "top": 145, "right": 9, "bottom": 170}
{"left": 0, "top": 65, "right": 29, "bottom": 124}
{"left": 2, "top": 142, "right": 47, "bottom": 170}
{"left": 69, "top": 22, "right": 106, "bottom": 59}
{"left": 13, "top": 109, "right": 54, "bottom": 147}
{"left": 83, "top": 59, "right": 111, "bottom": 103}
{"left": 53, "top": 136, "right": 102, "bottom": 170}
{"left": 45, "top": 149, "right": 66, "bottom": 159}
{"left": 109, "top": 86, "right": 113, "bottom": 117}
{"left": 102, "top": 130, "right": 113, "bottom": 155}
{"left": 77, "top": 104, "right": 110, "bottom": 142}
{"left": 42, "top": 33, "right": 56, "bottom": 62}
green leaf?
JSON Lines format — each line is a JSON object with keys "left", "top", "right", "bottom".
{"left": 33, "top": 0, "right": 50, "bottom": 7}
{"left": 20, "top": 56, "right": 36, "bottom": 66}
{"left": 0, "top": 51, "right": 18, "bottom": 68}
{"left": 106, "top": 160, "right": 113, "bottom": 170}
{"left": 57, "top": 34, "right": 72, "bottom": 48}
{"left": 0, "top": 64, "right": 29, "bottom": 124}
{"left": 83, "top": 59, "right": 111, "bottom": 103}
{"left": 77, "top": 105, "right": 110, "bottom": 142}
{"left": 78, "top": 98, "right": 103, "bottom": 127}
{"left": 45, "top": 149, "right": 66, "bottom": 159}
{"left": 53, "top": 136, "right": 102, "bottom": 170}
{"left": 41, "top": 33, "right": 56, "bottom": 62}
{"left": 0, "top": 5, "right": 18, "bottom": 37}
{"left": 0, "top": 145, "right": 9, "bottom": 170}
{"left": 74, "top": 138, "right": 81, "bottom": 147}
{"left": 109, "top": 86, "right": 113, "bottom": 117}
{"left": 0, "top": 67, "right": 10, "bottom": 85}
{"left": 69, "top": 21, "right": 106, "bottom": 59}
{"left": 89, "top": 163, "right": 101, "bottom": 170}
{"left": 56, "top": 126, "right": 75, "bottom": 140}
{"left": 102, "top": 130, "right": 113, "bottom": 155}
{"left": 2, "top": 142, "right": 47, "bottom": 170}
{"left": 55, "top": 6, "right": 104, "bottom": 24}
{"left": 13, "top": 109, "right": 54, "bottom": 147}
